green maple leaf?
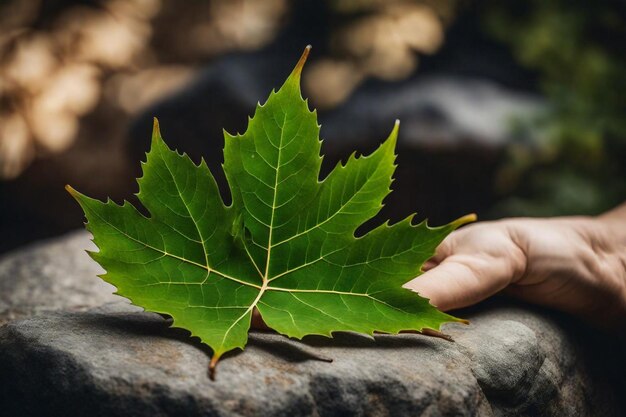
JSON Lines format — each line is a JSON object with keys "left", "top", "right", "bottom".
{"left": 67, "top": 46, "right": 474, "bottom": 377}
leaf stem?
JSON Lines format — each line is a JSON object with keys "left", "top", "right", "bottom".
{"left": 209, "top": 355, "right": 219, "bottom": 380}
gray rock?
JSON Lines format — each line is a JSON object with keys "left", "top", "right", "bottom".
{"left": 0, "top": 230, "right": 120, "bottom": 324}
{"left": 320, "top": 76, "right": 544, "bottom": 149}
{"left": 0, "top": 232, "right": 624, "bottom": 416}
{"left": 1, "top": 303, "right": 624, "bottom": 417}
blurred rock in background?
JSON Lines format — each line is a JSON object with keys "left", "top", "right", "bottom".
{"left": 0, "top": 0, "right": 624, "bottom": 254}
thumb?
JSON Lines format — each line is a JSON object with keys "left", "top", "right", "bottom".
{"left": 404, "top": 255, "right": 513, "bottom": 311}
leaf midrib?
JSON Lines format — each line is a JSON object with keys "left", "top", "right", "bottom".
{"left": 263, "top": 112, "right": 288, "bottom": 280}
{"left": 217, "top": 110, "right": 289, "bottom": 349}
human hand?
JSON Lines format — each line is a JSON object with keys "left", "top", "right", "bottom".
{"left": 405, "top": 212, "right": 626, "bottom": 329}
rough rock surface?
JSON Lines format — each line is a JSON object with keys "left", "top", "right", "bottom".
{"left": 0, "top": 230, "right": 119, "bottom": 324}
{"left": 1, "top": 232, "right": 624, "bottom": 417}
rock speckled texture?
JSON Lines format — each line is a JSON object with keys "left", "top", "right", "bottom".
{"left": 0, "top": 230, "right": 119, "bottom": 324}
{"left": 0, "top": 231, "right": 624, "bottom": 416}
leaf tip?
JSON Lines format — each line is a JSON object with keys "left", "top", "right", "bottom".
{"left": 392, "top": 119, "right": 400, "bottom": 136}
{"left": 65, "top": 184, "right": 80, "bottom": 199}
{"left": 291, "top": 45, "right": 312, "bottom": 80}
{"left": 151, "top": 117, "right": 162, "bottom": 144}
{"left": 452, "top": 213, "right": 477, "bottom": 228}
{"left": 384, "top": 119, "right": 400, "bottom": 149}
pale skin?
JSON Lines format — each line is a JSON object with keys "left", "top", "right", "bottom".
{"left": 405, "top": 203, "right": 626, "bottom": 331}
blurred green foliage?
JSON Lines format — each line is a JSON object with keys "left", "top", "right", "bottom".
{"left": 481, "top": 0, "right": 626, "bottom": 217}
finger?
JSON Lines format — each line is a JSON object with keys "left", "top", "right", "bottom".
{"left": 422, "top": 235, "right": 454, "bottom": 272}
{"left": 422, "top": 259, "right": 438, "bottom": 271}
{"left": 404, "top": 255, "right": 512, "bottom": 311}
{"left": 430, "top": 234, "right": 454, "bottom": 264}
{"left": 421, "top": 234, "right": 455, "bottom": 272}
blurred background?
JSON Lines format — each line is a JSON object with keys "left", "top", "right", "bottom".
{"left": 1, "top": 0, "right": 625, "bottom": 254}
